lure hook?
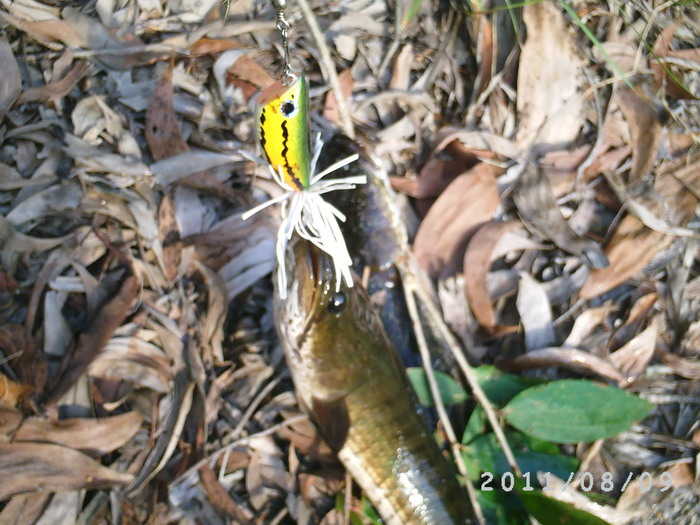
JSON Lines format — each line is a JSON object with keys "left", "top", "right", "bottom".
{"left": 271, "top": 0, "right": 294, "bottom": 85}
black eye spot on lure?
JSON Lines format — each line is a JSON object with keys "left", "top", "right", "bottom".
{"left": 327, "top": 291, "right": 347, "bottom": 314}
{"left": 280, "top": 99, "right": 298, "bottom": 118}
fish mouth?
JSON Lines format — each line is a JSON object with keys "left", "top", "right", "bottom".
{"left": 285, "top": 235, "right": 335, "bottom": 324}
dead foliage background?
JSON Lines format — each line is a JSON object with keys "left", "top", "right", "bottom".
{"left": 0, "top": 0, "right": 698, "bottom": 523}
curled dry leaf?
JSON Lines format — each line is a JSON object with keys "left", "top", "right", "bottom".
{"left": 89, "top": 336, "right": 173, "bottom": 394}
{"left": 14, "top": 412, "right": 144, "bottom": 457}
{"left": 581, "top": 158, "right": 700, "bottom": 299}
{"left": 0, "top": 323, "right": 44, "bottom": 390}
{"left": 198, "top": 463, "right": 254, "bottom": 524}
{"left": 46, "top": 273, "right": 140, "bottom": 404}
{"left": 657, "top": 350, "right": 700, "bottom": 380}
{"left": 463, "top": 220, "right": 520, "bottom": 330}
{"left": 516, "top": 1, "right": 586, "bottom": 146}
{"left": 516, "top": 272, "right": 556, "bottom": 351}
{"left": 0, "top": 12, "right": 84, "bottom": 49}
{"left": 0, "top": 493, "right": 52, "bottom": 524}
{"left": 651, "top": 23, "right": 697, "bottom": 99}
{"left": 562, "top": 305, "right": 616, "bottom": 348}
{"left": 615, "top": 86, "right": 665, "bottom": 185}
{"left": 0, "top": 442, "right": 133, "bottom": 500}
{"left": 0, "top": 37, "right": 21, "bottom": 121}
{"left": 513, "top": 161, "right": 607, "bottom": 269}
{"left": 391, "top": 138, "right": 482, "bottom": 205}
{"left": 609, "top": 317, "right": 659, "bottom": 381}
{"left": 127, "top": 378, "right": 194, "bottom": 495}
{"left": 16, "top": 61, "right": 90, "bottom": 106}
{"left": 413, "top": 162, "right": 501, "bottom": 278}
{"left": 498, "top": 347, "right": 627, "bottom": 385}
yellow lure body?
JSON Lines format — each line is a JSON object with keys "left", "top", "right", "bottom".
{"left": 257, "top": 75, "right": 311, "bottom": 191}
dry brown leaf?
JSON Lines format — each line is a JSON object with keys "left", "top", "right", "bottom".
{"left": 199, "top": 463, "right": 254, "bottom": 524}
{"left": 563, "top": 305, "right": 615, "bottom": 348}
{"left": 514, "top": 162, "right": 607, "bottom": 268}
{"left": 0, "top": 37, "right": 21, "bottom": 121}
{"left": 611, "top": 292, "right": 658, "bottom": 349}
{"left": 580, "top": 217, "right": 666, "bottom": 300}
{"left": 657, "top": 350, "right": 700, "bottom": 380}
{"left": 516, "top": 2, "right": 586, "bottom": 146}
{"left": 581, "top": 159, "right": 699, "bottom": 299}
{"left": 16, "top": 61, "right": 90, "bottom": 105}
{"left": 463, "top": 220, "right": 519, "bottom": 330}
{"left": 498, "top": 348, "right": 626, "bottom": 385}
{"left": 128, "top": 378, "right": 194, "bottom": 494}
{"left": 189, "top": 37, "right": 242, "bottom": 57}
{"left": 46, "top": 273, "right": 140, "bottom": 404}
{"left": 323, "top": 69, "right": 354, "bottom": 125}
{"left": 414, "top": 162, "right": 501, "bottom": 277}
{"left": 14, "top": 412, "right": 143, "bottom": 457}
{"left": 89, "top": 336, "right": 172, "bottom": 394}
{"left": 616, "top": 86, "right": 665, "bottom": 184}
{"left": 0, "top": 373, "right": 33, "bottom": 407}
{"left": 0, "top": 12, "right": 84, "bottom": 49}
{"left": 651, "top": 23, "right": 697, "bottom": 99}
{"left": 0, "top": 442, "right": 132, "bottom": 499}
{"left": 158, "top": 191, "right": 181, "bottom": 281}
{"left": 146, "top": 65, "right": 188, "bottom": 161}
{"left": 0, "top": 323, "right": 44, "bottom": 391}
{"left": 392, "top": 139, "right": 481, "bottom": 204}
{"left": 0, "top": 402, "right": 23, "bottom": 439}
{"left": 227, "top": 55, "right": 276, "bottom": 100}
{"left": 0, "top": 493, "right": 52, "bottom": 524}
{"left": 609, "top": 317, "right": 659, "bottom": 381}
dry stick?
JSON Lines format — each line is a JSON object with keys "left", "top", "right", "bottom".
{"left": 296, "top": 0, "right": 355, "bottom": 139}
{"left": 401, "top": 257, "right": 522, "bottom": 480}
{"left": 402, "top": 281, "right": 484, "bottom": 525}
{"left": 223, "top": 375, "right": 283, "bottom": 445}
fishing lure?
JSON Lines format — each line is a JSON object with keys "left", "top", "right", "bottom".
{"left": 242, "top": 74, "right": 365, "bottom": 299}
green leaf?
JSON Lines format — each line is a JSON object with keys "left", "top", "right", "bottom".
{"left": 478, "top": 489, "right": 529, "bottom": 525}
{"left": 462, "top": 405, "right": 487, "bottom": 445}
{"left": 503, "top": 380, "right": 654, "bottom": 444}
{"left": 475, "top": 365, "right": 543, "bottom": 406}
{"left": 406, "top": 368, "right": 468, "bottom": 406}
{"left": 518, "top": 490, "right": 611, "bottom": 525}
{"left": 462, "top": 431, "right": 578, "bottom": 481}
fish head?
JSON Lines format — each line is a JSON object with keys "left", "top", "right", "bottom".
{"left": 274, "top": 234, "right": 387, "bottom": 397}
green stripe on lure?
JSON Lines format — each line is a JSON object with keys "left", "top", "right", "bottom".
{"left": 242, "top": 73, "right": 366, "bottom": 299}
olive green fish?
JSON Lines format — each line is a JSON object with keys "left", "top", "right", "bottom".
{"left": 274, "top": 236, "right": 474, "bottom": 525}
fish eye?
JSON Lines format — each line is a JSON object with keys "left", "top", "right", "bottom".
{"left": 327, "top": 291, "right": 347, "bottom": 314}
{"left": 280, "top": 100, "right": 298, "bottom": 118}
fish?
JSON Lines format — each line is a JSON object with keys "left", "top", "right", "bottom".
{"left": 274, "top": 234, "right": 475, "bottom": 525}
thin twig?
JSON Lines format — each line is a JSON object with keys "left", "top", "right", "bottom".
{"left": 176, "top": 414, "right": 309, "bottom": 484}
{"left": 296, "top": 0, "right": 355, "bottom": 139}
{"left": 401, "top": 257, "right": 522, "bottom": 480}
{"left": 222, "top": 375, "right": 282, "bottom": 445}
{"left": 402, "top": 277, "right": 484, "bottom": 524}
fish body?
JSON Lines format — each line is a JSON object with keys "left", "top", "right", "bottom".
{"left": 275, "top": 236, "right": 474, "bottom": 524}
{"left": 257, "top": 75, "right": 311, "bottom": 190}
